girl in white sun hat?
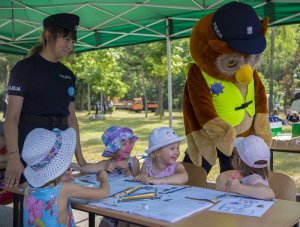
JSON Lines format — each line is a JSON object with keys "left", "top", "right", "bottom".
{"left": 22, "top": 128, "right": 109, "bottom": 227}
{"left": 218, "top": 135, "right": 275, "bottom": 200}
{"left": 134, "top": 127, "right": 188, "bottom": 185}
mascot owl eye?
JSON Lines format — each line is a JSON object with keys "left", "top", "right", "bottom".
{"left": 226, "top": 60, "right": 237, "bottom": 68}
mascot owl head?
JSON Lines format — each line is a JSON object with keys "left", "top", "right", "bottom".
{"left": 190, "top": 2, "right": 269, "bottom": 84}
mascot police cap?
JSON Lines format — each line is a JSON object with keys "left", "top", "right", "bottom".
{"left": 212, "top": 2, "right": 266, "bottom": 54}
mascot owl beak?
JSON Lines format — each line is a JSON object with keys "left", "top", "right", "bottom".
{"left": 235, "top": 64, "right": 253, "bottom": 85}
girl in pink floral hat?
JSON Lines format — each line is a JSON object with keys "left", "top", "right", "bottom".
{"left": 81, "top": 125, "right": 140, "bottom": 178}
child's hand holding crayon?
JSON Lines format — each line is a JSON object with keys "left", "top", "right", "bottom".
{"left": 225, "top": 171, "right": 240, "bottom": 192}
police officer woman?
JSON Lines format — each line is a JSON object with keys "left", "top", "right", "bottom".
{"left": 5, "top": 13, "right": 87, "bottom": 187}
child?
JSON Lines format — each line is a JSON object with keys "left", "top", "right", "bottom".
{"left": 221, "top": 135, "right": 275, "bottom": 200}
{"left": 134, "top": 127, "right": 188, "bottom": 185}
{"left": 81, "top": 126, "right": 140, "bottom": 227}
{"left": 22, "top": 127, "right": 109, "bottom": 226}
{"left": 81, "top": 126, "right": 140, "bottom": 177}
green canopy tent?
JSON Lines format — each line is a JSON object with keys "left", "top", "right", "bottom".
{"left": 1, "top": 0, "right": 300, "bottom": 125}
{"left": 1, "top": 0, "right": 300, "bottom": 55}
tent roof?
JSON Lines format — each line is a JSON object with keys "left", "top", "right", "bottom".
{"left": 1, "top": 0, "right": 300, "bottom": 55}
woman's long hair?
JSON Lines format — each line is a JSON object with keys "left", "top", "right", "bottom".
{"left": 28, "top": 26, "right": 77, "bottom": 57}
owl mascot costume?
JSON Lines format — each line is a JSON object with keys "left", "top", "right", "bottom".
{"left": 183, "top": 2, "right": 272, "bottom": 173}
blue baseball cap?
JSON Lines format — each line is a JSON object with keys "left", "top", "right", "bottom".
{"left": 212, "top": 2, "right": 266, "bottom": 54}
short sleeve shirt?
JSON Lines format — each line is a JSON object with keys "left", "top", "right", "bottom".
{"left": 8, "top": 54, "right": 76, "bottom": 116}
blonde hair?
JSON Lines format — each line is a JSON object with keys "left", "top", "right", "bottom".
{"left": 28, "top": 26, "right": 77, "bottom": 57}
{"left": 231, "top": 148, "right": 269, "bottom": 179}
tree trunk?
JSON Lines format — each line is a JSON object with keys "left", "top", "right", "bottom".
{"left": 157, "top": 80, "right": 164, "bottom": 119}
{"left": 268, "top": 27, "right": 275, "bottom": 114}
{"left": 87, "top": 82, "right": 91, "bottom": 115}
{"left": 142, "top": 76, "right": 148, "bottom": 118}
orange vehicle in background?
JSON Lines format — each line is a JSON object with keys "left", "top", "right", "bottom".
{"left": 132, "top": 97, "right": 144, "bottom": 113}
{"left": 114, "top": 97, "right": 158, "bottom": 113}
{"left": 147, "top": 101, "right": 158, "bottom": 112}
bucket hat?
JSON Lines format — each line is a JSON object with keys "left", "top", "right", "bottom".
{"left": 145, "top": 127, "right": 184, "bottom": 154}
{"left": 101, "top": 126, "right": 138, "bottom": 157}
{"left": 234, "top": 135, "right": 270, "bottom": 168}
{"left": 212, "top": 2, "right": 266, "bottom": 54}
{"left": 22, "top": 128, "right": 76, "bottom": 187}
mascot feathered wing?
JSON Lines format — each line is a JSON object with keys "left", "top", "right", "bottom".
{"left": 183, "top": 2, "right": 272, "bottom": 167}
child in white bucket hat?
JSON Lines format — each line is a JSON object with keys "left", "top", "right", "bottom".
{"left": 134, "top": 127, "right": 188, "bottom": 185}
{"left": 220, "top": 135, "right": 274, "bottom": 200}
{"left": 81, "top": 125, "right": 140, "bottom": 178}
{"left": 22, "top": 128, "right": 109, "bottom": 227}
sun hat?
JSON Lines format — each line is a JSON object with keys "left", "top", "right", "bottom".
{"left": 212, "top": 2, "right": 266, "bottom": 54}
{"left": 145, "top": 127, "right": 184, "bottom": 154}
{"left": 233, "top": 135, "right": 270, "bottom": 168}
{"left": 43, "top": 13, "right": 79, "bottom": 32}
{"left": 101, "top": 126, "right": 138, "bottom": 157}
{"left": 22, "top": 128, "right": 76, "bottom": 187}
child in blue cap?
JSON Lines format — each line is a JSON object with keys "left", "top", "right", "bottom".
{"left": 81, "top": 125, "right": 140, "bottom": 178}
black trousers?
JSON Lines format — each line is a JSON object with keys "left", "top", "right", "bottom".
{"left": 183, "top": 148, "right": 233, "bottom": 174}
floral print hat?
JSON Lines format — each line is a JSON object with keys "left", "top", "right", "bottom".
{"left": 22, "top": 128, "right": 76, "bottom": 187}
{"left": 101, "top": 126, "right": 138, "bottom": 157}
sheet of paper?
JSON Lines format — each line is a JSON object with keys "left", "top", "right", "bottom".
{"left": 209, "top": 197, "right": 274, "bottom": 217}
{"left": 89, "top": 179, "right": 213, "bottom": 222}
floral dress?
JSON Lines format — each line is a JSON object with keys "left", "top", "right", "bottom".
{"left": 23, "top": 181, "right": 74, "bottom": 227}
{"left": 143, "top": 157, "right": 177, "bottom": 177}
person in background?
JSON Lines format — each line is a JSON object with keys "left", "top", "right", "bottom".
{"left": 217, "top": 135, "right": 274, "bottom": 200}
{"left": 22, "top": 127, "right": 109, "bottom": 226}
{"left": 270, "top": 108, "right": 288, "bottom": 126}
{"left": 0, "top": 122, "right": 13, "bottom": 204}
{"left": 5, "top": 13, "right": 87, "bottom": 187}
{"left": 134, "top": 127, "right": 188, "bottom": 185}
{"left": 81, "top": 125, "right": 140, "bottom": 178}
{"left": 95, "top": 101, "right": 100, "bottom": 115}
{"left": 2, "top": 94, "right": 8, "bottom": 119}
{"left": 287, "top": 111, "right": 299, "bottom": 123}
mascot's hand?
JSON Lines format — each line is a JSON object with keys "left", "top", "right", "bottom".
{"left": 254, "top": 113, "right": 272, "bottom": 147}
{"left": 203, "top": 117, "right": 236, "bottom": 156}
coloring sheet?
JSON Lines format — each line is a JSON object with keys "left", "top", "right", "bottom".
{"left": 89, "top": 177, "right": 212, "bottom": 222}
{"left": 209, "top": 197, "right": 274, "bottom": 217}
{"left": 72, "top": 174, "right": 275, "bottom": 221}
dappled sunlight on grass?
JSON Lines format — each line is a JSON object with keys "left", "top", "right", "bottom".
{"left": 76, "top": 110, "right": 299, "bottom": 192}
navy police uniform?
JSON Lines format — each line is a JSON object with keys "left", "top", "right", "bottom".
{"left": 7, "top": 13, "right": 79, "bottom": 183}
{"left": 8, "top": 54, "right": 76, "bottom": 164}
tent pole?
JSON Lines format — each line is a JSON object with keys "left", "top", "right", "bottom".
{"left": 166, "top": 18, "right": 172, "bottom": 127}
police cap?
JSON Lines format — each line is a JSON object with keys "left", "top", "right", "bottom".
{"left": 43, "top": 13, "right": 79, "bottom": 32}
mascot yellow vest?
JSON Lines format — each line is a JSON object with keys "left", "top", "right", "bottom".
{"left": 202, "top": 70, "right": 255, "bottom": 126}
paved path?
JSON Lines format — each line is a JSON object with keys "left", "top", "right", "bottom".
{"left": 0, "top": 203, "right": 102, "bottom": 227}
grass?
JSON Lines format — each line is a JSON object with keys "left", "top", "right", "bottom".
{"left": 77, "top": 110, "right": 300, "bottom": 192}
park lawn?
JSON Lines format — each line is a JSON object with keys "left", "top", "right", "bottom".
{"left": 76, "top": 110, "right": 300, "bottom": 191}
